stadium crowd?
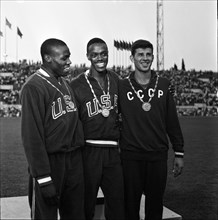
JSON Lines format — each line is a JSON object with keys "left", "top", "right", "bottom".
{"left": 0, "top": 62, "right": 218, "bottom": 117}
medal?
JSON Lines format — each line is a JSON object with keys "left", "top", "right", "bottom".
{"left": 142, "top": 102, "right": 151, "bottom": 111}
{"left": 128, "top": 73, "right": 159, "bottom": 113}
{"left": 102, "top": 108, "right": 110, "bottom": 117}
{"left": 64, "top": 95, "right": 75, "bottom": 108}
{"left": 85, "top": 71, "right": 113, "bottom": 118}
{"left": 68, "top": 101, "right": 75, "bottom": 109}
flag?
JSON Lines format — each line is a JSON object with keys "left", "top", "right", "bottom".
{"left": 114, "top": 40, "right": 119, "bottom": 49}
{"left": 5, "top": 18, "right": 12, "bottom": 29}
{"left": 127, "top": 42, "right": 132, "bottom": 51}
{"left": 116, "top": 40, "right": 119, "bottom": 49}
{"left": 119, "top": 41, "right": 123, "bottom": 50}
{"left": 114, "top": 40, "right": 117, "bottom": 48}
{"left": 123, "top": 41, "right": 127, "bottom": 50}
{"left": 116, "top": 40, "right": 120, "bottom": 50}
{"left": 17, "top": 27, "right": 23, "bottom": 38}
{"left": 0, "top": 31, "right": 3, "bottom": 37}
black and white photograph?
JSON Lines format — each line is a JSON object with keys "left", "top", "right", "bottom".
{"left": 0, "top": 1, "right": 217, "bottom": 220}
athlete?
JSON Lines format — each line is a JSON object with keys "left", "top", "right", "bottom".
{"left": 70, "top": 38, "right": 125, "bottom": 220}
{"left": 20, "top": 38, "right": 85, "bottom": 220}
{"left": 118, "top": 39, "right": 184, "bottom": 220}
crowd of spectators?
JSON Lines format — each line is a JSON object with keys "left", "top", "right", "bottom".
{"left": 0, "top": 62, "right": 218, "bottom": 117}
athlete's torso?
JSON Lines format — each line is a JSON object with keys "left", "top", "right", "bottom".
{"left": 21, "top": 68, "right": 79, "bottom": 152}
{"left": 70, "top": 69, "right": 120, "bottom": 142}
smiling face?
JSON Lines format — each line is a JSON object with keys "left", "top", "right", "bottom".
{"left": 87, "top": 43, "right": 108, "bottom": 74}
{"left": 47, "top": 45, "right": 72, "bottom": 78}
{"left": 42, "top": 45, "right": 71, "bottom": 79}
{"left": 130, "top": 47, "right": 154, "bottom": 73}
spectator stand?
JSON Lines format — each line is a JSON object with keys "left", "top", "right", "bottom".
{"left": 0, "top": 62, "right": 218, "bottom": 117}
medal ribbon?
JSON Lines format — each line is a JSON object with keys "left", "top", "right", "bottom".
{"left": 36, "top": 73, "right": 72, "bottom": 100}
{"left": 84, "top": 71, "right": 111, "bottom": 111}
{"left": 128, "top": 73, "right": 159, "bottom": 105}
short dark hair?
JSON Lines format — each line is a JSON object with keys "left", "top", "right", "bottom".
{"left": 40, "top": 38, "right": 67, "bottom": 61}
{"left": 86, "top": 38, "right": 107, "bottom": 53}
{"left": 131, "top": 39, "right": 153, "bottom": 56}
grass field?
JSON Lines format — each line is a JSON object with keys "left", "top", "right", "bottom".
{"left": 0, "top": 117, "right": 218, "bottom": 220}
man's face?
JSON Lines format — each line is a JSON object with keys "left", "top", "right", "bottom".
{"left": 87, "top": 43, "right": 108, "bottom": 73}
{"left": 131, "top": 47, "right": 154, "bottom": 73}
{"left": 49, "top": 45, "right": 72, "bottom": 77}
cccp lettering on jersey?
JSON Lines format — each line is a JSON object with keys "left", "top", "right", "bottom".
{"left": 127, "top": 88, "right": 164, "bottom": 101}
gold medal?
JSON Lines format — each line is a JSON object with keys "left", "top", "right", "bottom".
{"left": 102, "top": 108, "right": 110, "bottom": 117}
{"left": 68, "top": 101, "right": 75, "bottom": 109}
{"left": 128, "top": 74, "right": 159, "bottom": 113}
{"left": 85, "top": 72, "right": 112, "bottom": 117}
{"left": 142, "top": 102, "right": 151, "bottom": 111}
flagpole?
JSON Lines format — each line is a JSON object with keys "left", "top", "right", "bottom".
{"left": 114, "top": 40, "right": 117, "bottom": 67}
{"left": 116, "top": 49, "right": 117, "bottom": 67}
{"left": 126, "top": 49, "right": 129, "bottom": 68}
{"left": 113, "top": 40, "right": 115, "bottom": 68}
{"left": 16, "top": 31, "right": 18, "bottom": 63}
{"left": 115, "top": 42, "right": 117, "bottom": 67}
{"left": 0, "top": 33, "right": 1, "bottom": 63}
{"left": 118, "top": 49, "right": 120, "bottom": 68}
{"left": 4, "top": 19, "right": 7, "bottom": 63}
{"left": 118, "top": 40, "right": 121, "bottom": 67}
{"left": 122, "top": 48, "right": 124, "bottom": 68}
{"left": 124, "top": 48, "right": 127, "bottom": 69}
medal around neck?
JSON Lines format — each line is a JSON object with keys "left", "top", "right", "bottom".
{"left": 128, "top": 74, "right": 159, "bottom": 113}
{"left": 68, "top": 101, "right": 75, "bottom": 109}
{"left": 85, "top": 72, "right": 111, "bottom": 117}
{"left": 101, "top": 108, "right": 110, "bottom": 117}
{"left": 142, "top": 102, "right": 151, "bottom": 111}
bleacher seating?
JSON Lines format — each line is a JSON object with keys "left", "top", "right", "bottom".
{"left": 0, "top": 62, "right": 217, "bottom": 117}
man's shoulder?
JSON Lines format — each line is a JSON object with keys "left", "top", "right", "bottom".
{"left": 22, "top": 72, "right": 41, "bottom": 87}
{"left": 118, "top": 72, "right": 131, "bottom": 81}
{"left": 20, "top": 72, "right": 43, "bottom": 96}
{"left": 107, "top": 69, "right": 120, "bottom": 79}
{"left": 70, "top": 72, "right": 85, "bottom": 86}
{"left": 117, "top": 75, "right": 130, "bottom": 90}
{"left": 158, "top": 75, "right": 170, "bottom": 86}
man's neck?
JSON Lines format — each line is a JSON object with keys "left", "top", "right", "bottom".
{"left": 90, "top": 67, "right": 107, "bottom": 90}
{"left": 134, "top": 70, "right": 151, "bottom": 85}
{"left": 41, "top": 65, "right": 58, "bottom": 79}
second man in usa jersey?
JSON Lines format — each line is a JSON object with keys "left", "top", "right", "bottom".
{"left": 70, "top": 38, "right": 125, "bottom": 220}
{"left": 70, "top": 68, "right": 119, "bottom": 143}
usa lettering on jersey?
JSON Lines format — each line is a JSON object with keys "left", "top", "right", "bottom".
{"left": 52, "top": 96, "right": 77, "bottom": 120}
{"left": 86, "top": 94, "right": 118, "bottom": 117}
